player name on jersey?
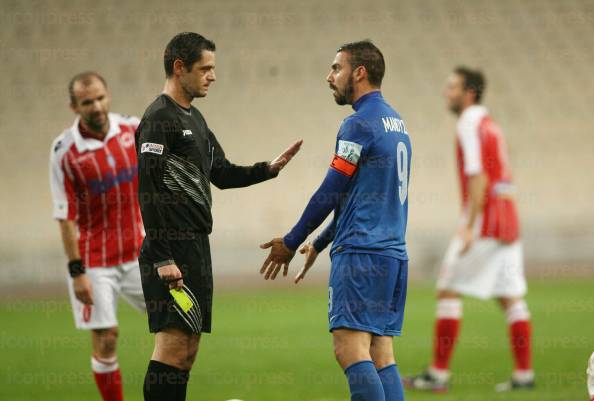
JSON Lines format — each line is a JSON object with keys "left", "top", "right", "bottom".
{"left": 382, "top": 116, "right": 408, "bottom": 134}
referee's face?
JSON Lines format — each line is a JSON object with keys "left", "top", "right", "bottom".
{"left": 181, "top": 50, "right": 216, "bottom": 99}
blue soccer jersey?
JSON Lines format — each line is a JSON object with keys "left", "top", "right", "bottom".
{"left": 328, "top": 91, "right": 411, "bottom": 260}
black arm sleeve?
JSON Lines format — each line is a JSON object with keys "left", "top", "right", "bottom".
{"left": 136, "top": 116, "right": 174, "bottom": 267}
{"left": 208, "top": 130, "right": 277, "bottom": 189}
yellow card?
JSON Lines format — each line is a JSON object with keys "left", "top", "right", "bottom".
{"left": 169, "top": 289, "right": 193, "bottom": 313}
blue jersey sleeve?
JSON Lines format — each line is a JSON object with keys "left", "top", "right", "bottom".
{"left": 283, "top": 117, "right": 373, "bottom": 251}
{"left": 283, "top": 169, "right": 349, "bottom": 251}
{"left": 312, "top": 216, "right": 336, "bottom": 253}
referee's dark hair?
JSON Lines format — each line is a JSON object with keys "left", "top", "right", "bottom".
{"left": 164, "top": 32, "right": 216, "bottom": 77}
{"left": 454, "top": 66, "right": 486, "bottom": 104}
{"left": 68, "top": 71, "right": 107, "bottom": 106}
{"left": 337, "top": 40, "right": 385, "bottom": 87}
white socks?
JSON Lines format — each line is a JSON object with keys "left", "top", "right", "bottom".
{"left": 436, "top": 298, "right": 463, "bottom": 319}
{"left": 505, "top": 300, "right": 530, "bottom": 324}
{"left": 92, "top": 355, "right": 119, "bottom": 373}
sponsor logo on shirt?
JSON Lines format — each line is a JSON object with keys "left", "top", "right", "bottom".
{"left": 141, "top": 142, "right": 164, "bottom": 155}
{"left": 337, "top": 140, "right": 362, "bottom": 164}
{"left": 182, "top": 130, "right": 193, "bottom": 137}
{"left": 89, "top": 166, "right": 138, "bottom": 195}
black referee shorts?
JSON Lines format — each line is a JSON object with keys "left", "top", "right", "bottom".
{"left": 139, "top": 234, "right": 213, "bottom": 334}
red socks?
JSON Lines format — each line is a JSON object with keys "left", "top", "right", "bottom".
{"left": 432, "top": 299, "right": 462, "bottom": 371}
{"left": 506, "top": 301, "right": 532, "bottom": 377}
{"left": 92, "top": 355, "right": 124, "bottom": 401}
{"left": 430, "top": 298, "right": 533, "bottom": 382}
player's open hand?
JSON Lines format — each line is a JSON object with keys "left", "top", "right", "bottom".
{"left": 294, "top": 242, "right": 318, "bottom": 284}
{"left": 259, "top": 237, "right": 296, "bottom": 280}
{"left": 73, "top": 274, "right": 94, "bottom": 305}
{"left": 157, "top": 263, "right": 184, "bottom": 289}
{"left": 269, "top": 140, "right": 303, "bottom": 175}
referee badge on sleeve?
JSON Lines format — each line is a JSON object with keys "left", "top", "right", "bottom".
{"left": 141, "top": 142, "right": 164, "bottom": 155}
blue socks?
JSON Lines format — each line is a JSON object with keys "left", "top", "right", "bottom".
{"left": 377, "top": 364, "right": 404, "bottom": 401}
{"left": 345, "top": 360, "right": 386, "bottom": 401}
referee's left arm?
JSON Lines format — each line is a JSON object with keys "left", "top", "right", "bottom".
{"left": 209, "top": 130, "right": 276, "bottom": 189}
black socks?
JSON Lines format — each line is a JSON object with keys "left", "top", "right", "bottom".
{"left": 143, "top": 360, "right": 190, "bottom": 401}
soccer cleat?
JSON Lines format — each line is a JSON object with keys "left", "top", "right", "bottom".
{"left": 494, "top": 378, "right": 535, "bottom": 392}
{"left": 402, "top": 370, "right": 449, "bottom": 393}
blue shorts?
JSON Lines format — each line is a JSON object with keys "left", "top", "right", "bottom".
{"left": 328, "top": 252, "right": 408, "bottom": 337}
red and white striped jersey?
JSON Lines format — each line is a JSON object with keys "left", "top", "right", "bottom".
{"left": 49, "top": 113, "right": 144, "bottom": 268}
{"left": 456, "top": 105, "right": 520, "bottom": 242}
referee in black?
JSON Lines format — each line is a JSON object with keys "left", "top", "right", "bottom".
{"left": 136, "top": 32, "right": 302, "bottom": 401}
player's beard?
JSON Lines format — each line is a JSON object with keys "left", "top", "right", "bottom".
{"left": 332, "top": 76, "right": 354, "bottom": 105}
{"left": 85, "top": 112, "right": 108, "bottom": 132}
{"left": 448, "top": 97, "right": 464, "bottom": 115}
{"left": 449, "top": 103, "right": 462, "bottom": 115}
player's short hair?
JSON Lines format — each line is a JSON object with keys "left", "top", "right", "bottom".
{"left": 454, "top": 66, "right": 486, "bottom": 103}
{"left": 337, "top": 40, "right": 385, "bottom": 87}
{"left": 68, "top": 71, "right": 107, "bottom": 105}
{"left": 164, "top": 32, "right": 216, "bottom": 77}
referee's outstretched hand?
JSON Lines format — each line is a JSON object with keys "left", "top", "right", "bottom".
{"left": 259, "top": 238, "right": 295, "bottom": 280}
{"left": 157, "top": 264, "right": 184, "bottom": 289}
{"left": 269, "top": 140, "right": 303, "bottom": 175}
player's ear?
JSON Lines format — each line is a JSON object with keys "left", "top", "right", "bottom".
{"left": 353, "top": 65, "right": 366, "bottom": 83}
{"left": 69, "top": 99, "right": 78, "bottom": 114}
{"left": 464, "top": 88, "right": 476, "bottom": 105}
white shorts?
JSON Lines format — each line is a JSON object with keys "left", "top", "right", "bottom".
{"left": 67, "top": 260, "right": 145, "bottom": 330}
{"left": 436, "top": 237, "right": 526, "bottom": 299}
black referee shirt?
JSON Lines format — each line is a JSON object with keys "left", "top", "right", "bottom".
{"left": 136, "top": 94, "right": 276, "bottom": 267}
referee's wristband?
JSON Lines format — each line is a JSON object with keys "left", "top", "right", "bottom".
{"left": 68, "top": 259, "right": 85, "bottom": 278}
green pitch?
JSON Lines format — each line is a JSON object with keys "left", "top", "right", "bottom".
{"left": 0, "top": 277, "right": 591, "bottom": 401}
